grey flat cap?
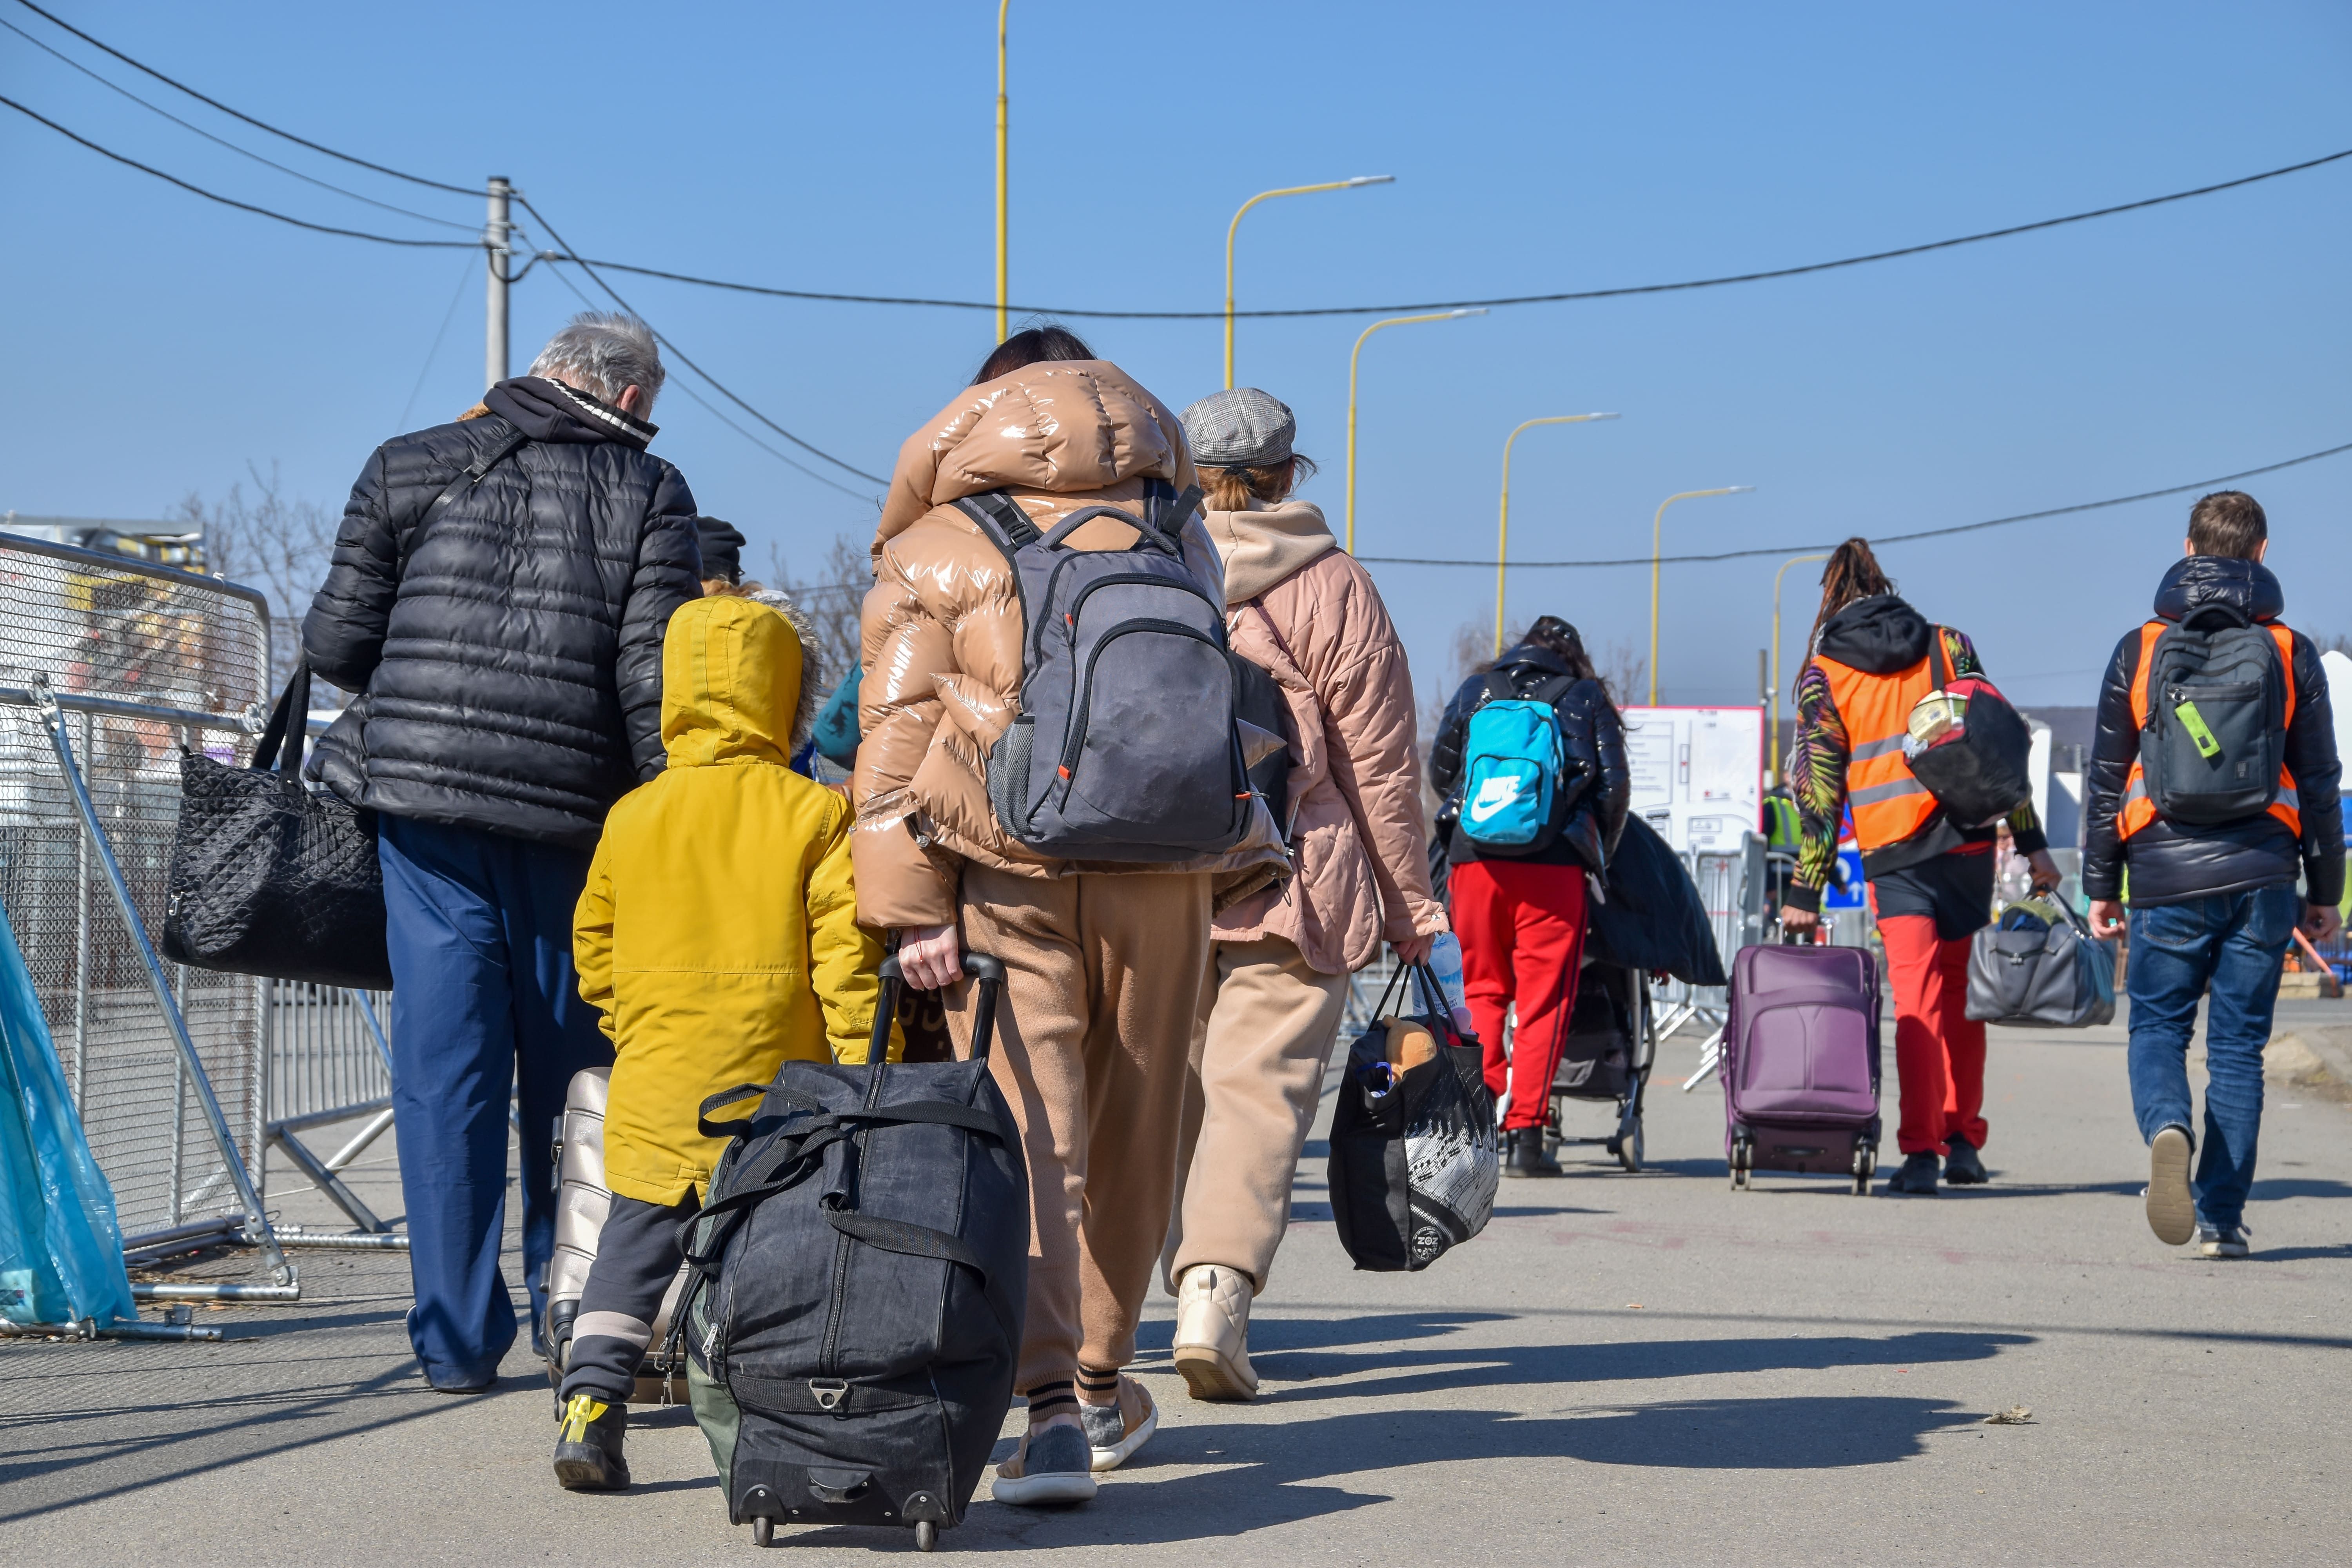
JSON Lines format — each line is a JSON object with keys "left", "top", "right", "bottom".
{"left": 1180, "top": 387, "right": 1295, "bottom": 469}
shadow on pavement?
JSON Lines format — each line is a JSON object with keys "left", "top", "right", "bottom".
{"left": 1134, "top": 1309, "right": 1508, "bottom": 1359}
{"left": 0, "top": 1362, "right": 463, "bottom": 1523}
{"left": 783, "top": 1397, "right": 1984, "bottom": 1553}
{"left": 1255, "top": 1323, "right": 2031, "bottom": 1400}
{"left": 2248, "top": 1177, "right": 2352, "bottom": 1201}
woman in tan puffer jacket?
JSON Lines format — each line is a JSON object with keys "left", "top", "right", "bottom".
{"left": 1160, "top": 388, "right": 1447, "bottom": 1403}
{"left": 854, "top": 328, "right": 1284, "bottom": 1506}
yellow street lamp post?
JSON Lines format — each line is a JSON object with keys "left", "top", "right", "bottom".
{"left": 1494, "top": 414, "right": 1621, "bottom": 658}
{"left": 1345, "top": 308, "right": 1485, "bottom": 554}
{"left": 1645, "top": 486, "right": 1756, "bottom": 704}
{"left": 1767, "top": 551, "right": 1829, "bottom": 785}
{"left": 995, "top": 0, "right": 1011, "bottom": 343}
{"left": 1225, "top": 175, "right": 1394, "bottom": 389}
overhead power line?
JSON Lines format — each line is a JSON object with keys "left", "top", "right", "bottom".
{"left": 7, "top": 0, "right": 476, "bottom": 196}
{"left": 0, "top": 93, "right": 478, "bottom": 248}
{"left": 551, "top": 145, "right": 2352, "bottom": 321}
{"left": 0, "top": 15, "right": 474, "bottom": 232}
{"left": 1356, "top": 439, "right": 2352, "bottom": 569}
{"left": 514, "top": 196, "right": 888, "bottom": 492}
{"left": 533, "top": 243, "right": 883, "bottom": 503}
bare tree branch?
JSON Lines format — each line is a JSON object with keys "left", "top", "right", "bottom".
{"left": 172, "top": 462, "right": 337, "bottom": 695}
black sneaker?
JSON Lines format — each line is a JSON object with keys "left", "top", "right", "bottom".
{"left": 1504, "top": 1130, "right": 1562, "bottom": 1179}
{"left": 552, "top": 1393, "right": 630, "bottom": 1491}
{"left": 2194, "top": 1223, "right": 2252, "bottom": 1259}
{"left": 1883, "top": 1151, "right": 1941, "bottom": 1196}
{"left": 1943, "top": 1136, "right": 1988, "bottom": 1186}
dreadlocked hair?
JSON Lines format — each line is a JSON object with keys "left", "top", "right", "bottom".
{"left": 1801, "top": 537, "right": 1894, "bottom": 688}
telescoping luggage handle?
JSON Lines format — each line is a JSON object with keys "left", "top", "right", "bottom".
{"left": 693, "top": 949, "right": 1009, "bottom": 1142}
{"left": 869, "top": 950, "right": 1008, "bottom": 1065}
{"left": 681, "top": 948, "right": 1024, "bottom": 1347}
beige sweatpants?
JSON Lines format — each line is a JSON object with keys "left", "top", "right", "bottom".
{"left": 1163, "top": 934, "right": 1352, "bottom": 1295}
{"left": 944, "top": 862, "right": 1213, "bottom": 1394}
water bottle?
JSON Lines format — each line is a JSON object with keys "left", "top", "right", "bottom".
{"left": 1425, "top": 932, "right": 1475, "bottom": 1036}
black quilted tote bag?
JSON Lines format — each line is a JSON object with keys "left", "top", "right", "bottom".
{"left": 163, "top": 660, "right": 393, "bottom": 990}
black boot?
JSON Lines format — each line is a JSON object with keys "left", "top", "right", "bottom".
{"left": 553, "top": 1392, "right": 631, "bottom": 1491}
{"left": 1943, "top": 1135, "right": 1988, "bottom": 1186}
{"left": 1505, "top": 1129, "right": 1562, "bottom": 1179}
{"left": 1883, "top": 1151, "right": 1941, "bottom": 1196}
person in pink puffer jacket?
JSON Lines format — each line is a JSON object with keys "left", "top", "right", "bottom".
{"left": 1161, "top": 388, "right": 1448, "bottom": 1401}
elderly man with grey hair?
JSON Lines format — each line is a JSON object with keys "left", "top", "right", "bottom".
{"left": 301, "top": 310, "right": 702, "bottom": 1392}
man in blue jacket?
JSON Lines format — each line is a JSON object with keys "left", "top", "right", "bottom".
{"left": 2083, "top": 491, "right": 2342, "bottom": 1259}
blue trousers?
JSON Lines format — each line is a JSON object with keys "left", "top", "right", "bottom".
{"left": 2125, "top": 885, "right": 2299, "bottom": 1232}
{"left": 379, "top": 815, "right": 612, "bottom": 1383}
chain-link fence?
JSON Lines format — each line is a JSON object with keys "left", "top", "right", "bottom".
{"left": 0, "top": 532, "right": 270, "bottom": 1245}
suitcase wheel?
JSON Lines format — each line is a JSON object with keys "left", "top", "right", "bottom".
{"left": 1729, "top": 1134, "right": 1752, "bottom": 1190}
{"left": 751, "top": 1517, "right": 774, "bottom": 1548}
{"left": 1852, "top": 1144, "right": 1876, "bottom": 1196}
{"left": 915, "top": 1520, "right": 939, "bottom": 1552}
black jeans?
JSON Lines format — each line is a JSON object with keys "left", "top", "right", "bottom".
{"left": 557, "top": 1192, "right": 696, "bottom": 1404}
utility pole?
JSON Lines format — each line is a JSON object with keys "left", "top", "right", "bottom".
{"left": 995, "top": 1, "right": 1010, "bottom": 343}
{"left": 485, "top": 177, "right": 512, "bottom": 391}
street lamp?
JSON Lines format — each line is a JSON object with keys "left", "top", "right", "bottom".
{"left": 1495, "top": 414, "right": 1621, "bottom": 658}
{"left": 1225, "top": 176, "right": 1394, "bottom": 388}
{"left": 1345, "top": 309, "right": 1485, "bottom": 554}
{"left": 1646, "top": 486, "right": 1756, "bottom": 704}
{"left": 1767, "top": 552, "right": 1829, "bottom": 785}
{"left": 995, "top": 0, "right": 1011, "bottom": 343}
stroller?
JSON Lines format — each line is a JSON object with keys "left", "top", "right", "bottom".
{"left": 1540, "top": 958, "right": 1655, "bottom": 1172}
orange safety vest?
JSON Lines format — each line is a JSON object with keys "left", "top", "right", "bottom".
{"left": 2118, "top": 619, "right": 2301, "bottom": 840}
{"left": 1813, "top": 628, "right": 1953, "bottom": 854}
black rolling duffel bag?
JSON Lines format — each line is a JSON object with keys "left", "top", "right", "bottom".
{"left": 677, "top": 952, "right": 1027, "bottom": 1552}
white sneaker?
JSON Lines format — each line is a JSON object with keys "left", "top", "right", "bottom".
{"left": 1172, "top": 1265, "right": 1258, "bottom": 1402}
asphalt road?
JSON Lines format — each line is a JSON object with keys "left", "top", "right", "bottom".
{"left": 5, "top": 1001, "right": 2348, "bottom": 1565}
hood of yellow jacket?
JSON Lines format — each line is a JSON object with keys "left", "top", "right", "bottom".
{"left": 661, "top": 594, "right": 804, "bottom": 768}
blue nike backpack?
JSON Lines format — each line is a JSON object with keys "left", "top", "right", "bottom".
{"left": 1458, "top": 672, "right": 1577, "bottom": 854}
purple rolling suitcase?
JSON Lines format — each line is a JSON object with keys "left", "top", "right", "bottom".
{"left": 1722, "top": 944, "right": 1881, "bottom": 1194}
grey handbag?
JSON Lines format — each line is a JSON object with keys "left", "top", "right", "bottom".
{"left": 1964, "top": 896, "right": 2117, "bottom": 1028}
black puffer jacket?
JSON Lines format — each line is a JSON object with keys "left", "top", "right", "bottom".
{"left": 301, "top": 376, "right": 702, "bottom": 849}
{"left": 1429, "top": 643, "right": 1630, "bottom": 869}
{"left": 2082, "top": 555, "right": 2343, "bottom": 908}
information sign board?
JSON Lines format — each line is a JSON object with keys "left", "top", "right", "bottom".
{"left": 1620, "top": 704, "right": 1764, "bottom": 855}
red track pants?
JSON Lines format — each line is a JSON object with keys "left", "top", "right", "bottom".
{"left": 1450, "top": 858, "right": 1588, "bottom": 1131}
{"left": 1875, "top": 912, "right": 1989, "bottom": 1156}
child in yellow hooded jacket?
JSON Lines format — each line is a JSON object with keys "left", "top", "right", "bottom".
{"left": 554, "top": 591, "right": 889, "bottom": 1492}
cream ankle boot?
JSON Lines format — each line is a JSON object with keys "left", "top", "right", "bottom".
{"left": 1172, "top": 1265, "right": 1258, "bottom": 1401}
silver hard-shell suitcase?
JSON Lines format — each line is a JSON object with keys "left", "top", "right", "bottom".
{"left": 545, "top": 1066, "right": 691, "bottom": 1405}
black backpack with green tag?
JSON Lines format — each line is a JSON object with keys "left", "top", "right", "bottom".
{"left": 2139, "top": 606, "right": 2288, "bottom": 826}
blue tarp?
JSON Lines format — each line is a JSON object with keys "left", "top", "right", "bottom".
{"left": 0, "top": 895, "right": 136, "bottom": 1327}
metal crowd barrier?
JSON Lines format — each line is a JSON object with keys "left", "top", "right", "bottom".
{"left": 265, "top": 982, "right": 402, "bottom": 1236}
{"left": 0, "top": 530, "right": 292, "bottom": 1288}
{"left": 1673, "top": 833, "right": 1767, "bottom": 1090}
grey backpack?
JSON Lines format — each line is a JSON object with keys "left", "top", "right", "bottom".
{"left": 2139, "top": 608, "right": 2288, "bottom": 826}
{"left": 957, "top": 482, "right": 1253, "bottom": 861}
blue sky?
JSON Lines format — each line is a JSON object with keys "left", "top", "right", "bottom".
{"left": 3, "top": 2, "right": 2347, "bottom": 711}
